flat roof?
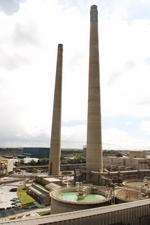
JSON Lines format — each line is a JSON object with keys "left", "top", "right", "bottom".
{"left": 44, "top": 177, "right": 61, "bottom": 183}
{"left": 28, "top": 186, "right": 48, "bottom": 198}
{"left": 33, "top": 183, "right": 49, "bottom": 194}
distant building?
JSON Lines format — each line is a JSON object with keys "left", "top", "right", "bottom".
{"left": 104, "top": 156, "right": 150, "bottom": 171}
{"left": 0, "top": 156, "right": 14, "bottom": 176}
{"left": 129, "top": 151, "right": 145, "bottom": 159}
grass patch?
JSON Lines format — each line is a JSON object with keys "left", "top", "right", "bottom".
{"left": 17, "top": 186, "right": 35, "bottom": 206}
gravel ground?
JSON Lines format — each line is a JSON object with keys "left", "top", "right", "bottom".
{"left": 0, "top": 182, "right": 23, "bottom": 209}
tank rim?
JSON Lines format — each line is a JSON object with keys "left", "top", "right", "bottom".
{"left": 50, "top": 187, "right": 111, "bottom": 205}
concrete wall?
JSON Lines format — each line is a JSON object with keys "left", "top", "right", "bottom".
{"left": 103, "top": 156, "right": 150, "bottom": 171}
{"left": 50, "top": 186, "right": 111, "bottom": 214}
{"left": 4, "top": 199, "right": 150, "bottom": 225}
{"left": 129, "top": 151, "right": 145, "bottom": 158}
{"left": 51, "top": 196, "right": 111, "bottom": 214}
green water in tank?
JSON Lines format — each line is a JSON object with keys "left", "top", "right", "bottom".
{"left": 59, "top": 192, "right": 106, "bottom": 203}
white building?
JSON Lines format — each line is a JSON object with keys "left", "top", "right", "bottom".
{"left": 0, "top": 156, "right": 14, "bottom": 176}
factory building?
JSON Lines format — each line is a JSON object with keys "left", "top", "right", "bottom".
{"left": 0, "top": 156, "right": 14, "bottom": 176}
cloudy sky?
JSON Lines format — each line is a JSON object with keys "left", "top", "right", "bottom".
{"left": 0, "top": 0, "right": 150, "bottom": 149}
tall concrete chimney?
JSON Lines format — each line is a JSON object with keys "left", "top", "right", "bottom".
{"left": 86, "top": 5, "right": 103, "bottom": 172}
{"left": 49, "top": 44, "right": 63, "bottom": 176}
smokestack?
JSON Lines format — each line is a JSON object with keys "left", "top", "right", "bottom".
{"left": 86, "top": 5, "right": 103, "bottom": 172}
{"left": 49, "top": 44, "right": 63, "bottom": 176}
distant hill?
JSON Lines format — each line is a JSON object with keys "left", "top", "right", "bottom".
{"left": 0, "top": 147, "right": 83, "bottom": 158}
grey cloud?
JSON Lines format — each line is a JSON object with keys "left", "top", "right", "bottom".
{"left": 107, "top": 72, "right": 121, "bottom": 86}
{"left": 128, "top": 1, "right": 150, "bottom": 20}
{"left": 60, "top": 0, "right": 87, "bottom": 10}
{"left": 13, "top": 23, "right": 40, "bottom": 46}
{"left": 101, "top": 0, "right": 150, "bottom": 21}
{"left": 0, "top": 23, "right": 40, "bottom": 71}
{"left": 0, "top": 77, "right": 4, "bottom": 86}
{"left": 125, "top": 61, "right": 135, "bottom": 70}
{"left": 145, "top": 57, "right": 150, "bottom": 65}
{"left": 108, "top": 60, "right": 135, "bottom": 86}
{"left": 0, "top": 110, "right": 49, "bottom": 147}
{"left": 0, "top": 49, "right": 30, "bottom": 70}
{"left": 0, "top": 130, "right": 49, "bottom": 147}
{"left": 137, "top": 98, "right": 150, "bottom": 106}
{"left": 0, "top": 103, "right": 49, "bottom": 147}
{"left": 62, "top": 120, "right": 85, "bottom": 127}
{"left": 0, "top": 0, "right": 24, "bottom": 15}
